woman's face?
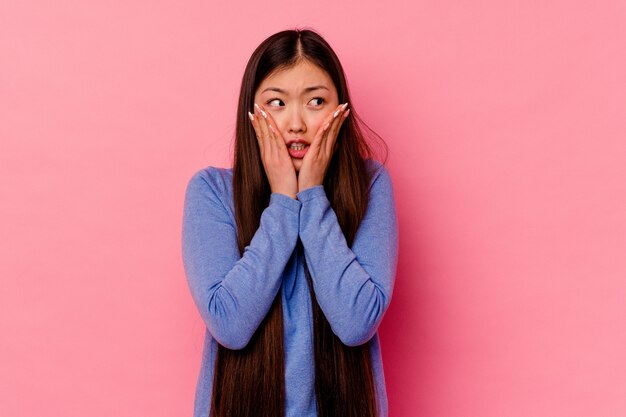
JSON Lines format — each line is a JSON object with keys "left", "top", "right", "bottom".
{"left": 253, "top": 59, "right": 339, "bottom": 172}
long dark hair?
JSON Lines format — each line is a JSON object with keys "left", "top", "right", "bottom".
{"left": 211, "top": 28, "right": 388, "bottom": 417}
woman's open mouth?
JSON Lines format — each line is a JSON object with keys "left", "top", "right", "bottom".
{"left": 287, "top": 141, "right": 310, "bottom": 159}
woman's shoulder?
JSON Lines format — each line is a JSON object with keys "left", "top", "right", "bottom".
{"left": 185, "top": 160, "right": 388, "bottom": 194}
{"left": 364, "top": 158, "right": 391, "bottom": 189}
{"left": 364, "top": 158, "right": 384, "bottom": 174}
{"left": 185, "top": 165, "right": 234, "bottom": 200}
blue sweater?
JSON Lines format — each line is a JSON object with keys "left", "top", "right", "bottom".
{"left": 181, "top": 158, "right": 399, "bottom": 417}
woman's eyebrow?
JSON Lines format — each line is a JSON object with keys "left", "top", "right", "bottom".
{"left": 261, "top": 85, "right": 329, "bottom": 94}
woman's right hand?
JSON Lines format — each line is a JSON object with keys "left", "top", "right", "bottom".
{"left": 249, "top": 103, "right": 298, "bottom": 200}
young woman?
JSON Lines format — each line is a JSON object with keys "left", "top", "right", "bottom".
{"left": 182, "top": 28, "right": 399, "bottom": 417}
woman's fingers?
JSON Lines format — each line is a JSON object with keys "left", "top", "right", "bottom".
{"left": 311, "top": 106, "right": 337, "bottom": 151}
{"left": 249, "top": 103, "right": 298, "bottom": 198}
{"left": 314, "top": 102, "right": 348, "bottom": 157}
{"left": 252, "top": 101, "right": 348, "bottom": 165}
{"left": 248, "top": 110, "right": 266, "bottom": 157}
{"left": 326, "top": 106, "right": 349, "bottom": 155}
{"left": 326, "top": 103, "right": 348, "bottom": 143}
{"left": 251, "top": 103, "right": 293, "bottom": 168}
{"left": 256, "top": 103, "right": 290, "bottom": 156}
{"left": 254, "top": 103, "right": 271, "bottom": 148}
{"left": 254, "top": 103, "right": 276, "bottom": 152}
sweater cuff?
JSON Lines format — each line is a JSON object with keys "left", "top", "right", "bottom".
{"left": 270, "top": 192, "right": 302, "bottom": 213}
{"left": 296, "top": 185, "right": 326, "bottom": 203}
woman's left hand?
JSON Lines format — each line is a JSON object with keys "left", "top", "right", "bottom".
{"left": 298, "top": 102, "right": 350, "bottom": 192}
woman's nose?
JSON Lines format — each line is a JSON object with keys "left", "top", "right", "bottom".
{"left": 287, "top": 108, "right": 306, "bottom": 134}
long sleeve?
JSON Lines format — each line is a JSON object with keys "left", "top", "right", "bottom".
{"left": 181, "top": 167, "right": 301, "bottom": 350}
{"left": 296, "top": 162, "right": 399, "bottom": 347}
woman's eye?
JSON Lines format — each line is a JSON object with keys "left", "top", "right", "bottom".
{"left": 309, "top": 97, "right": 325, "bottom": 106}
{"left": 267, "top": 99, "right": 284, "bottom": 107}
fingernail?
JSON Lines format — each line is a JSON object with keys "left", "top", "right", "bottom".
{"left": 248, "top": 111, "right": 255, "bottom": 122}
{"left": 333, "top": 109, "right": 340, "bottom": 118}
{"left": 343, "top": 109, "right": 351, "bottom": 118}
{"left": 342, "top": 102, "right": 349, "bottom": 111}
{"left": 269, "top": 124, "right": 275, "bottom": 132}
{"left": 255, "top": 103, "right": 267, "bottom": 118}
{"left": 323, "top": 122, "right": 330, "bottom": 131}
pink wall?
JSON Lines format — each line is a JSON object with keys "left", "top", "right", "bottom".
{"left": 2, "top": 1, "right": 625, "bottom": 416}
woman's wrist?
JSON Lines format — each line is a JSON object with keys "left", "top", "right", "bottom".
{"left": 298, "top": 173, "right": 324, "bottom": 191}
{"left": 272, "top": 191, "right": 298, "bottom": 200}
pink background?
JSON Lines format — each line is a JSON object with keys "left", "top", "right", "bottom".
{"left": 2, "top": 1, "right": 625, "bottom": 416}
